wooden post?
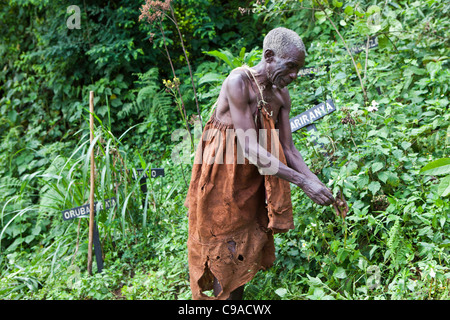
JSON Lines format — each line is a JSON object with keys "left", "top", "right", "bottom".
{"left": 87, "top": 91, "right": 95, "bottom": 275}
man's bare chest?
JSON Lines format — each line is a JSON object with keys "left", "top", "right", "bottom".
{"left": 216, "top": 86, "right": 284, "bottom": 125}
{"left": 247, "top": 86, "right": 284, "bottom": 122}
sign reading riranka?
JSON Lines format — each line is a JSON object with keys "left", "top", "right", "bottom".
{"left": 290, "top": 99, "right": 336, "bottom": 133}
{"left": 62, "top": 197, "right": 117, "bottom": 221}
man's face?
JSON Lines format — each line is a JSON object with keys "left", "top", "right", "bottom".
{"left": 265, "top": 45, "right": 305, "bottom": 89}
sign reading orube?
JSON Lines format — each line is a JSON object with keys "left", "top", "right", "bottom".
{"left": 62, "top": 197, "right": 117, "bottom": 221}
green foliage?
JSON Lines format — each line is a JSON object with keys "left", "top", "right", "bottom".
{"left": 204, "top": 47, "right": 262, "bottom": 70}
{"left": 1, "top": 0, "right": 449, "bottom": 300}
{"left": 245, "top": 0, "right": 450, "bottom": 300}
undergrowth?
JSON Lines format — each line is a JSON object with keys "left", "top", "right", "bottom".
{"left": 1, "top": 0, "right": 449, "bottom": 300}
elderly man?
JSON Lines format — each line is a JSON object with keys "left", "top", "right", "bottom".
{"left": 184, "top": 27, "right": 336, "bottom": 300}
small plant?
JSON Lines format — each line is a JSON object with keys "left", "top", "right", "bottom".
{"left": 139, "top": 0, "right": 203, "bottom": 130}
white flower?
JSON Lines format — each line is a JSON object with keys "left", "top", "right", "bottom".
{"left": 429, "top": 268, "right": 436, "bottom": 278}
{"left": 368, "top": 100, "right": 379, "bottom": 112}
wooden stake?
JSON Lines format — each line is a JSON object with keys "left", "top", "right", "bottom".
{"left": 87, "top": 91, "right": 95, "bottom": 275}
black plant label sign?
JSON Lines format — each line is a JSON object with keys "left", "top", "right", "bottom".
{"left": 290, "top": 99, "right": 336, "bottom": 133}
{"left": 298, "top": 66, "right": 323, "bottom": 76}
{"left": 350, "top": 36, "right": 378, "bottom": 55}
{"left": 62, "top": 197, "right": 117, "bottom": 221}
{"left": 297, "top": 64, "right": 330, "bottom": 77}
{"left": 132, "top": 168, "right": 165, "bottom": 179}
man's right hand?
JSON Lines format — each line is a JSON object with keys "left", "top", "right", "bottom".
{"left": 296, "top": 175, "right": 335, "bottom": 206}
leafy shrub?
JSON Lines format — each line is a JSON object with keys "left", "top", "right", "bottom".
{"left": 1, "top": 0, "right": 449, "bottom": 300}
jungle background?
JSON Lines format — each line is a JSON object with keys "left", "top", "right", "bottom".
{"left": 0, "top": 0, "right": 449, "bottom": 300}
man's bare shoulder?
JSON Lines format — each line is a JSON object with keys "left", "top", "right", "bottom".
{"left": 225, "top": 68, "right": 250, "bottom": 89}
{"left": 223, "top": 68, "right": 252, "bottom": 102}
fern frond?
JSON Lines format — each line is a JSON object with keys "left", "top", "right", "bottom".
{"left": 387, "top": 219, "right": 401, "bottom": 265}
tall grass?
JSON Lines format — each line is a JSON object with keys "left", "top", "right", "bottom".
{"left": 0, "top": 105, "right": 188, "bottom": 298}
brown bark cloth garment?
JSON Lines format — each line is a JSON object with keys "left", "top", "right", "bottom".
{"left": 184, "top": 67, "right": 294, "bottom": 300}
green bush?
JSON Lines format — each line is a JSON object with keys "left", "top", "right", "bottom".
{"left": 1, "top": 0, "right": 449, "bottom": 300}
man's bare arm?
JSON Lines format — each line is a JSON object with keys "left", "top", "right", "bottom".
{"left": 277, "top": 91, "right": 335, "bottom": 205}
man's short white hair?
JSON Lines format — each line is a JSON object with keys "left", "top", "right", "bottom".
{"left": 263, "top": 27, "right": 307, "bottom": 58}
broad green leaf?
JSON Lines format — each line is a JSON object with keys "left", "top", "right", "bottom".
{"left": 437, "top": 175, "right": 450, "bottom": 197}
{"left": 332, "top": 0, "right": 343, "bottom": 8}
{"left": 401, "top": 141, "right": 412, "bottom": 150}
{"left": 369, "top": 245, "right": 379, "bottom": 259}
{"left": 367, "top": 5, "right": 381, "bottom": 15}
{"left": 368, "top": 181, "right": 381, "bottom": 195}
{"left": 387, "top": 172, "right": 399, "bottom": 186}
{"left": 334, "top": 267, "right": 347, "bottom": 279}
{"left": 308, "top": 287, "right": 325, "bottom": 300}
{"left": 426, "top": 61, "right": 442, "bottom": 80}
{"left": 198, "top": 72, "right": 225, "bottom": 84}
{"left": 355, "top": 19, "right": 369, "bottom": 35}
{"left": 346, "top": 161, "right": 358, "bottom": 174}
{"left": 239, "top": 47, "right": 246, "bottom": 60}
{"left": 334, "top": 71, "right": 347, "bottom": 80}
{"left": 411, "top": 124, "right": 432, "bottom": 137}
{"left": 420, "top": 158, "right": 450, "bottom": 175}
{"left": 275, "top": 288, "right": 288, "bottom": 298}
{"left": 204, "top": 50, "right": 234, "bottom": 68}
{"left": 314, "top": 11, "right": 326, "bottom": 24}
{"left": 389, "top": 18, "right": 403, "bottom": 34}
{"left": 357, "top": 174, "right": 369, "bottom": 188}
{"left": 372, "top": 162, "right": 384, "bottom": 173}
{"left": 344, "top": 6, "right": 353, "bottom": 15}
{"left": 8, "top": 110, "right": 17, "bottom": 123}
{"left": 377, "top": 34, "right": 389, "bottom": 48}
{"left": 355, "top": 8, "right": 366, "bottom": 18}
{"left": 368, "top": 22, "right": 381, "bottom": 34}
{"left": 306, "top": 274, "right": 324, "bottom": 286}
{"left": 378, "top": 171, "right": 389, "bottom": 183}
{"left": 97, "top": 105, "right": 108, "bottom": 117}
